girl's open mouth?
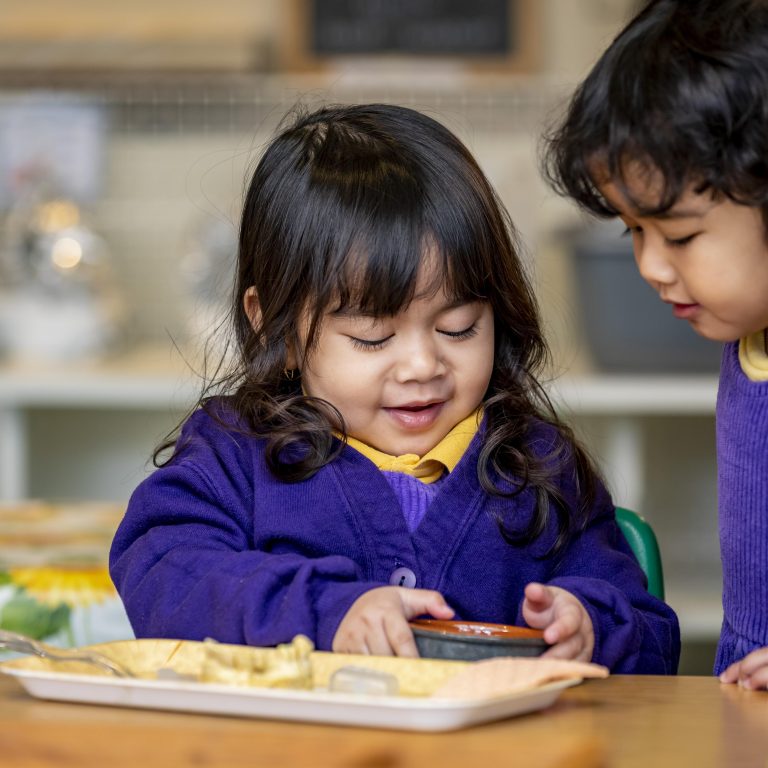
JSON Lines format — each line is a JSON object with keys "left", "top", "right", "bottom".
{"left": 384, "top": 402, "right": 445, "bottom": 429}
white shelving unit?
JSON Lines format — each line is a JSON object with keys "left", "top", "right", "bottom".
{"left": 0, "top": 350, "right": 719, "bottom": 501}
{"left": 0, "top": 345, "right": 199, "bottom": 501}
{"left": 550, "top": 375, "right": 718, "bottom": 513}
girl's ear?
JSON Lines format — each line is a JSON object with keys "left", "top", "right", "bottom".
{"left": 243, "top": 286, "right": 262, "bottom": 331}
{"left": 243, "top": 286, "right": 298, "bottom": 369}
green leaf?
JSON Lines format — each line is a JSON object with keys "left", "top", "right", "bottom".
{"left": 0, "top": 593, "right": 71, "bottom": 639}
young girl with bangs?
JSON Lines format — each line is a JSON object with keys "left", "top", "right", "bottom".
{"left": 110, "top": 103, "right": 679, "bottom": 672}
{"left": 542, "top": 0, "right": 768, "bottom": 686}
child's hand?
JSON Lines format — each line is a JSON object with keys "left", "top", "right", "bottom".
{"left": 332, "top": 586, "right": 454, "bottom": 657}
{"left": 719, "top": 647, "right": 768, "bottom": 690}
{"left": 522, "top": 582, "right": 595, "bottom": 663}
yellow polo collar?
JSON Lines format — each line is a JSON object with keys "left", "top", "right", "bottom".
{"left": 739, "top": 330, "right": 768, "bottom": 382}
{"left": 344, "top": 409, "right": 482, "bottom": 484}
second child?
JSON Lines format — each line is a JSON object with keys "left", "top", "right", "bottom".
{"left": 543, "top": 0, "right": 768, "bottom": 685}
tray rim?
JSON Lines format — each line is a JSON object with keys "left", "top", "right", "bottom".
{"left": 0, "top": 664, "right": 581, "bottom": 732}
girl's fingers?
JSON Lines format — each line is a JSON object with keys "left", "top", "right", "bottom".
{"left": 523, "top": 582, "right": 552, "bottom": 608}
{"left": 364, "top": 629, "right": 395, "bottom": 657}
{"left": 541, "top": 634, "right": 584, "bottom": 662}
{"left": 334, "top": 632, "right": 371, "bottom": 655}
{"left": 522, "top": 585, "right": 556, "bottom": 630}
{"left": 400, "top": 589, "right": 455, "bottom": 620}
{"left": 542, "top": 605, "right": 580, "bottom": 645}
{"left": 383, "top": 612, "right": 420, "bottom": 658}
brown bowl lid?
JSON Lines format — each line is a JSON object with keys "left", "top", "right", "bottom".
{"left": 409, "top": 619, "right": 545, "bottom": 641}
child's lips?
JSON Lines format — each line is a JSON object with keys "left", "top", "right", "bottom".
{"left": 384, "top": 401, "right": 445, "bottom": 429}
{"left": 671, "top": 302, "right": 700, "bottom": 319}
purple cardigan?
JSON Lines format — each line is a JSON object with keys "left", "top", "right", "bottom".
{"left": 714, "top": 342, "right": 768, "bottom": 674}
{"left": 110, "top": 406, "right": 680, "bottom": 673}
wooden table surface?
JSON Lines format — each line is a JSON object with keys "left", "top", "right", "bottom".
{"left": 1, "top": 673, "right": 767, "bottom": 768}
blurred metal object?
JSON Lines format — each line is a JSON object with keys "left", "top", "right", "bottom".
{"left": 0, "top": 629, "right": 133, "bottom": 677}
{"left": 179, "top": 214, "right": 237, "bottom": 343}
{"left": 0, "top": 187, "right": 124, "bottom": 362}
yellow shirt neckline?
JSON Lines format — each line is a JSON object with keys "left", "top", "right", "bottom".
{"left": 344, "top": 409, "right": 482, "bottom": 484}
{"left": 739, "top": 330, "right": 768, "bottom": 382}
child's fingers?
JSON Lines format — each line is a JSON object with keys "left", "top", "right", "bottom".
{"left": 382, "top": 612, "right": 420, "bottom": 658}
{"left": 719, "top": 661, "right": 742, "bottom": 684}
{"left": 521, "top": 583, "right": 556, "bottom": 630}
{"left": 333, "top": 627, "right": 373, "bottom": 655}
{"left": 541, "top": 634, "right": 592, "bottom": 663}
{"left": 399, "top": 588, "right": 455, "bottom": 621}
{"left": 739, "top": 666, "right": 768, "bottom": 691}
{"left": 541, "top": 604, "right": 581, "bottom": 645}
{"left": 523, "top": 582, "right": 553, "bottom": 608}
{"left": 730, "top": 647, "right": 768, "bottom": 679}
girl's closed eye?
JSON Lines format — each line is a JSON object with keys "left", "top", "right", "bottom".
{"left": 347, "top": 333, "right": 394, "bottom": 351}
{"left": 438, "top": 323, "right": 478, "bottom": 340}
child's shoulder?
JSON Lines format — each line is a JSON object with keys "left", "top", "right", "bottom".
{"left": 175, "top": 397, "right": 262, "bottom": 460}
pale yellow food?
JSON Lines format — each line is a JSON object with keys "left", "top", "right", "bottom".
{"left": 431, "top": 657, "right": 609, "bottom": 700}
{"left": 0, "top": 638, "right": 607, "bottom": 701}
{"left": 310, "top": 651, "right": 467, "bottom": 697}
{"left": 199, "top": 635, "right": 315, "bottom": 689}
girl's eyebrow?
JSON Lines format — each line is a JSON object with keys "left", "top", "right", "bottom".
{"left": 330, "top": 307, "right": 379, "bottom": 319}
{"left": 331, "top": 298, "right": 477, "bottom": 319}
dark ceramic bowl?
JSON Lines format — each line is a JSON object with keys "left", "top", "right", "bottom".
{"left": 410, "top": 619, "right": 548, "bottom": 661}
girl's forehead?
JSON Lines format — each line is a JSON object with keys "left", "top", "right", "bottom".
{"left": 323, "top": 248, "right": 473, "bottom": 319}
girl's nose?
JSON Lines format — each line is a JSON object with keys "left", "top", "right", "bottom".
{"left": 634, "top": 239, "right": 676, "bottom": 287}
{"left": 394, "top": 336, "right": 446, "bottom": 383}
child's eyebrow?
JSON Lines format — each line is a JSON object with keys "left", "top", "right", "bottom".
{"left": 330, "top": 298, "right": 477, "bottom": 319}
{"left": 330, "top": 307, "right": 379, "bottom": 319}
{"left": 655, "top": 208, "right": 707, "bottom": 220}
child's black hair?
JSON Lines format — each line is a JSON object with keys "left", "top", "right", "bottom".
{"left": 161, "top": 103, "right": 601, "bottom": 556}
{"left": 542, "top": 0, "right": 768, "bottom": 224}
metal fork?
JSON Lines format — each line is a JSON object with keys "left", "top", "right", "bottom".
{"left": 0, "top": 629, "right": 133, "bottom": 677}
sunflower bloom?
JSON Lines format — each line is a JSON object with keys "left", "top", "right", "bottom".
{"left": 8, "top": 565, "right": 116, "bottom": 608}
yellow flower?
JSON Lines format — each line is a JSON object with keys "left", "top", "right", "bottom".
{"left": 8, "top": 565, "right": 116, "bottom": 608}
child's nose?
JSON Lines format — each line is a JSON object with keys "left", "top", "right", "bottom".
{"left": 635, "top": 239, "right": 676, "bottom": 287}
{"left": 395, "top": 336, "right": 446, "bottom": 383}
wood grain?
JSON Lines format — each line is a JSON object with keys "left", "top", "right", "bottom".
{"left": 1, "top": 675, "right": 767, "bottom": 767}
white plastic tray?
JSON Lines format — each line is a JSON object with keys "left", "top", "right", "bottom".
{"left": 2, "top": 666, "right": 579, "bottom": 732}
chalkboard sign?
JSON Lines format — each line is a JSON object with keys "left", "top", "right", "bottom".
{"left": 311, "top": 0, "right": 511, "bottom": 57}
{"left": 282, "top": 0, "right": 538, "bottom": 72}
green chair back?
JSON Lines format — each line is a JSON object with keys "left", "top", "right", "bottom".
{"left": 614, "top": 507, "right": 665, "bottom": 601}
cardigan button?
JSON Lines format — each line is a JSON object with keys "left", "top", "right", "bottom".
{"left": 389, "top": 567, "right": 417, "bottom": 589}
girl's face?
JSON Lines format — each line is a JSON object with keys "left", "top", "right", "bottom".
{"left": 599, "top": 172, "right": 768, "bottom": 342}
{"left": 295, "top": 258, "right": 495, "bottom": 456}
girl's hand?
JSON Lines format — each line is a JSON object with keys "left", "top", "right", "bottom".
{"left": 332, "top": 586, "right": 454, "bottom": 657}
{"left": 522, "top": 582, "right": 595, "bottom": 663}
{"left": 720, "top": 647, "right": 768, "bottom": 690}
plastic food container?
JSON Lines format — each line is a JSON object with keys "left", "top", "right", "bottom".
{"left": 410, "top": 619, "right": 548, "bottom": 661}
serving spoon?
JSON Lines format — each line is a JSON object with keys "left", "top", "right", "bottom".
{"left": 0, "top": 629, "right": 133, "bottom": 677}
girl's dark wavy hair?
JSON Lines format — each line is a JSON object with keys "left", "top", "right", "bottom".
{"left": 158, "top": 103, "right": 600, "bottom": 556}
{"left": 542, "top": 0, "right": 768, "bottom": 224}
